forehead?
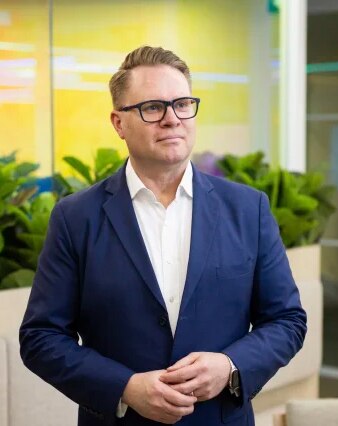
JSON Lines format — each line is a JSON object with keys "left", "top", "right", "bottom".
{"left": 125, "top": 65, "right": 191, "bottom": 103}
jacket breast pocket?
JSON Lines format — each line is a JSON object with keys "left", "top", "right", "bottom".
{"left": 215, "top": 260, "right": 254, "bottom": 317}
{"left": 216, "top": 259, "right": 253, "bottom": 280}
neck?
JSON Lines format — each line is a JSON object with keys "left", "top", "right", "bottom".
{"left": 129, "top": 158, "right": 189, "bottom": 208}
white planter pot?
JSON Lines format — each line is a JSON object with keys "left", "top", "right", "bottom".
{"left": 0, "top": 287, "right": 31, "bottom": 337}
{"left": 268, "top": 244, "right": 323, "bottom": 392}
{"left": 286, "top": 244, "right": 323, "bottom": 384}
{"left": 286, "top": 244, "right": 321, "bottom": 285}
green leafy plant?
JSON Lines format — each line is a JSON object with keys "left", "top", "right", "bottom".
{"left": 0, "top": 152, "right": 39, "bottom": 254}
{"left": 216, "top": 151, "right": 336, "bottom": 248}
{"left": 0, "top": 153, "right": 56, "bottom": 289}
{"left": 0, "top": 192, "right": 56, "bottom": 289}
{"left": 54, "top": 148, "right": 125, "bottom": 197}
{"left": 0, "top": 148, "right": 125, "bottom": 291}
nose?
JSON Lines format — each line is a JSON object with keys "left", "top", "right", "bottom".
{"left": 160, "top": 105, "right": 181, "bottom": 126}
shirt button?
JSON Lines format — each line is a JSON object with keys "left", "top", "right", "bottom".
{"left": 169, "top": 296, "right": 175, "bottom": 303}
{"left": 166, "top": 259, "right": 172, "bottom": 265}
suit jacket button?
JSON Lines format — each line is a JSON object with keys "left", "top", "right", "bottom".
{"left": 159, "top": 315, "right": 168, "bottom": 327}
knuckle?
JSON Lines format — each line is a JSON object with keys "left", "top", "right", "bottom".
{"left": 178, "top": 370, "right": 186, "bottom": 380}
{"left": 200, "top": 362, "right": 208, "bottom": 373}
{"left": 196, "top": 377, "right": 203, "bottom": 387}
{"left": 152, "top": 385, "right": 160, "bottom": 396}
{"left": 206, "top": 387, "right": 213, "bottom": 398}
{"left": 169, "top": 406, "right": 181, "bottom": 417}
{"left": 186, "top": 405, "right": 194, "bottom": 415}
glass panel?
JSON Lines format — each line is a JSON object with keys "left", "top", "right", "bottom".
{"left": 0, "top": 0, "right": 52, "bottom": 175}
{"left": 0, "top": 1, "right": 280, "bottom": 173}
{"left": 307, "top": 10, "right": 338, "bottom": 396}
{"left": 52, "top": 0, "right": 280, "bottom": 174}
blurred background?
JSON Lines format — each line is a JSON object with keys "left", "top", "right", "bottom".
{"left": 0, "top": 0, "right": 337, "bottom": 406}
{"left": 307, "top": 0, "right": 338, "bottom": 398}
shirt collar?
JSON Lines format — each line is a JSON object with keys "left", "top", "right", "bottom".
{"left": 126, "top": 159, "right": 193, "bottom": 200}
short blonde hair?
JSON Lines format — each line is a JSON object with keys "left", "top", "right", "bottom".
{"left": 109, "top": 46, "right": 191, "bottom": 109}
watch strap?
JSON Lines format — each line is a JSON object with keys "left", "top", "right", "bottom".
{"left": 225, "top": 355, "right": 241, "bottom": 397}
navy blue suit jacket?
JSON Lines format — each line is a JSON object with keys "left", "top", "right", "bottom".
{"left": 20, "top": 164, "right": 306, "bottom": 426}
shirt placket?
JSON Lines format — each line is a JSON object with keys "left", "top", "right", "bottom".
{"left": 161, "top": 201, "right": 180, "bottom": 333}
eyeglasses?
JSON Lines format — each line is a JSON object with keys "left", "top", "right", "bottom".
{"left": 118, "top": 97, "right": 200, "bottom": 123}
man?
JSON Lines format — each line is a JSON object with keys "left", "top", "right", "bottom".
{"left": 20, "top": 46, "right": 307, "bottom": 426}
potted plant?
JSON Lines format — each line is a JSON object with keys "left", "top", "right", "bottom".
{"left": 194, "top": 150, "right": 337, "bottom": 406}
{"left": 195, "top": 151, "right": 336, "bottom": 248}
{"left": 53, "top": 148, "right": 125, "bottom": 197}
{"left": 0, "top": 147, "right": 125, "bottom": 291}
{"left": 0, "top": 148, "right": 126, "bottom": 335}
{"left": 0, "top": 152, "right": 56, "bottom": 334}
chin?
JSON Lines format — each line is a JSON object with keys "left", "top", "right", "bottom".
{"left": 161, "top": 153, "right": 189, "bottom": 165}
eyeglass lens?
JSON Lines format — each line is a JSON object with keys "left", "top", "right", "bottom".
{"left": 140, "top": 98, "right": 198, "bottom": 122}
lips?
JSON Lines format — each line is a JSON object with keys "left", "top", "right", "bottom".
{"left": 157, "top": 135, "right": 184, "bottom": 142}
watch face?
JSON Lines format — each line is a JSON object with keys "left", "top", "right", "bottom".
{"left": 232, "top": 370, "right": 239, "bottom": 388}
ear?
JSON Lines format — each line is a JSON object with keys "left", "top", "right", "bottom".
{"left": 110, "top": 110, "right": 125, "bottom": 140}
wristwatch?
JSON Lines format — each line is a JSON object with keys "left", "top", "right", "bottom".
{"left": 226, "top": 356, "right": 241, "bottom": 397}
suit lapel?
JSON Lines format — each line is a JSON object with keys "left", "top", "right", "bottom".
{"left": 103, "top": 167, "right": 166, "bottom": 310}
{"left": 180, "top": 167, "right": 220, "bottom": 314}
{"left": 102, "top": 165, "right": 220, "bottom": 315}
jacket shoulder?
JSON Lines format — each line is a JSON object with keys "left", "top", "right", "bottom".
{"left": 201, "top": 172, "right": 263, "bottom": 205}
{"left": 56, "top": 174, "right": 114, "bottom": 220}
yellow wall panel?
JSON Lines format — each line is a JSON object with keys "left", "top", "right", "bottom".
{"left": 52, "top": 0, "right": 253, "bottom": 173}
{"left": 0, "top": 0, "right": 51, "bottom": 174}
{"left": 0, "top": 0, "right": 279, "bottom": 175}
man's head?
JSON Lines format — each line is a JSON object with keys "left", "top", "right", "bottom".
{"left": 110, "top": 46, "right": 198, "bottom": 172}
{"left": 109, "top": 46, "right": 191, "bottom": 110}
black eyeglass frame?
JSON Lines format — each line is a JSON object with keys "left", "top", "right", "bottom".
{"left": 118, "top": 97, "right": 201, "bottom": 123}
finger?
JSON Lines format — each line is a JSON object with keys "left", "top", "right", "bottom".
{"left": 162, "top": 398, "right": 195, "bottom": 417}
{"left": 160, "top": 364, "right": 198, "bottom": 384}
{"left": 166, "top": 353, "right": 199, "bottom": 372}
{"left": 169, "top": 378, "right": 200, "bottom": 395}
{"left": 162, "top": 384, "right": 197, "bottom": 407}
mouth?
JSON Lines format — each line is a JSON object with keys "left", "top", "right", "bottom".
{"left": 157, "top": 135, "right": 184, "bottom": 142}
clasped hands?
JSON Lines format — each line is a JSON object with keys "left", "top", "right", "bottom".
{"left": 122, "top": 352, "right": 231, "bottom": 424}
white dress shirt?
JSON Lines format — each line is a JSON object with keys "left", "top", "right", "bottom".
{"left": 126, "top": 159, "right": 193, "bottom": 334}
{"left": 116, "top": 159, "right": 193, "bottom": 417}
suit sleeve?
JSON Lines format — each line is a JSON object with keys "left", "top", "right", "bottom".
{"left": 19, "top": 201, "right": 134, "bottom": 423}
{"left": 223, "top": 191, "right": 307, "bottom": 404}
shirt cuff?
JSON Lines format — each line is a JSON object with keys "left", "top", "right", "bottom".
{"left": 116, "top": 399, "right": 128, "bottom": 418}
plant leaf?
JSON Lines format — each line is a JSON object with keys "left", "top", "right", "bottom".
{"left": 14, "top": 162, "right": 39, "bottom": 178}
{"left": 0, "top": 182, "right": 18, "bottom": 199}
{"left": 0, "top": 232, "right": 4, "bottom": 253}
{"left": 0, "top": 256, "right": 21, "bottom": 280}
{"left": 17, "top": 233, "right": 45, "bottom": 252}
{"left": 0, "top": 269, "right": 35, "bottom": 290}
{"left": 13, "top": 248, "right": 39, "bottom": 270}
{"left": 63, "top": 156, "right": 93, "bottom": 184}
{"left": 0, "top": 152, "right": 16, "bottom": 165}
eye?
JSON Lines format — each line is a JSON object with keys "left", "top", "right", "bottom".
{"left": 175, "top": 99, "right": 191, "bottom": 110}
{"left": 141, "top": 102, "right": 164, "bottom": 114}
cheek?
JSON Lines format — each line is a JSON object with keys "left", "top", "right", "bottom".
{"left": 185, "top": 122, "right": 196, "bottom": 143}
{"left": 123, "top": 122, "right": 141, "bottom": 143}
{"left": 125, "top": 126, "right": 154, "bottom": 152}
